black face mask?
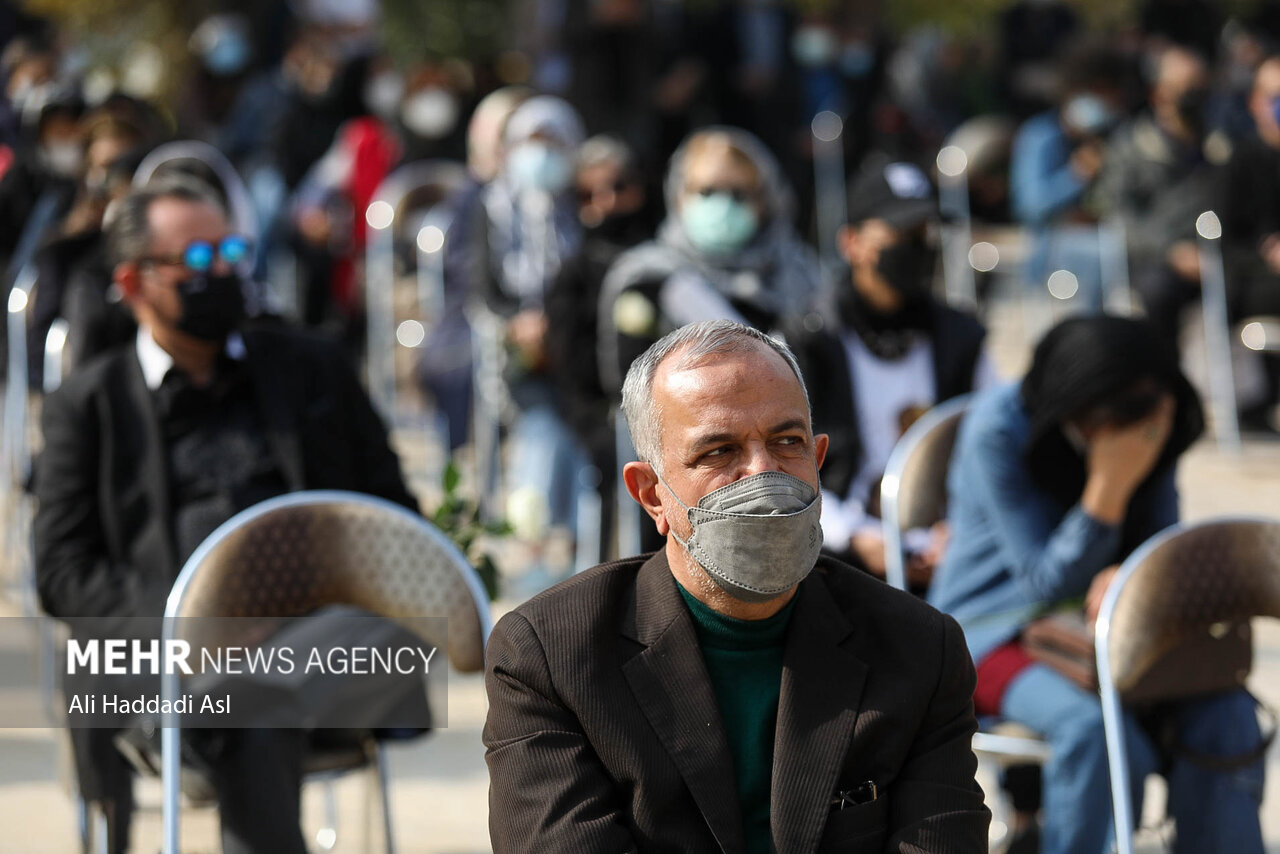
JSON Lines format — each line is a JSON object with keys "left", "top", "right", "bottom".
{"left": 835, "top": 235, "right": 937, "bottom": 358}
{"left": 1175, "top": 88, "right": 1209, "bottom": 138}
{"left": 174, "top": 271, "right": 246, "bottom": 342}
{"left": 585, "top": 209, "right": 649, "bottom": 243}
{"left": 875, "top": 237, "right": 938, "bottom": 302}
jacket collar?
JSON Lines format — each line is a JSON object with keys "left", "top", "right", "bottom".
{"left": 621, "top": 552, "right": 746, "bottom": 854}
{"left": 135, "top": 326, "right": 246, "bottom": 390}
{"left": 620, "top": 554, "right": 868, "bottom": 854}
{"left": 770, "top": 563, "right": 868, "bottom": 854}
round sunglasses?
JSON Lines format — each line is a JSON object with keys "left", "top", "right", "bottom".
{"left": 139, "top": 234, "right": 251, "bottom": 274}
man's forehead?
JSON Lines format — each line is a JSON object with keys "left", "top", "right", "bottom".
{"left": 146, "top": 197, "right": 229, "bottom": 245}
{"left": 654, "top": 344, "right": 809, "bottom": 426}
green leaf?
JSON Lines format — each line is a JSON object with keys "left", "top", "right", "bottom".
{"left": 443, "top": 459, "right": 461, "bottom": 495}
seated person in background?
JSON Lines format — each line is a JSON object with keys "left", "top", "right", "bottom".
{"left": 927, "top": 315, "right": 1266, "bottom": 854}
{"left": 1010, "top": 40, "right": 1129, "bottom": 307}
{"left": 597, "top": 126, "right": 825, "bottom": 397}
{"left": 26, "top": 111, "right": 150, "bottom": 385}
{"left": 455, "top": 95, "right": 591, "bottom": 565}
{"left": 791, "top": 155, "right": 996, "bottom": 590}
{"left": 1091, "top": 45, "right": 1217, "bottom": 344}
{"left": 34, "top": 175, "right": 419, "bottom": 854}
{"left": 1219, "top": 55, "right": 1280, "bottom": 433}
{"left": 544, "top": 135, "right": 656, "bottom": 561}
{"left": 485, "top": 319, "right": 990, "bottom": 853}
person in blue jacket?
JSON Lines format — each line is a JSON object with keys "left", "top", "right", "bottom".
{"left": 928, "top": 314, "right": 1266, "bottom": 854}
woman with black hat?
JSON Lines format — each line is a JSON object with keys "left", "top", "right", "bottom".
{"left": 927, "top": 314, "right": 1265, "bottom": 854}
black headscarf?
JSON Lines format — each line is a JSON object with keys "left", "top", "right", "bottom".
{"left": 1020, "top": 314, "right": 1204, "bottom": 509}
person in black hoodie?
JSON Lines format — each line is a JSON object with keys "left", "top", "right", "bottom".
{"left": 791, "top": 155, "right": 997, "bottom": 589}
{"left": 544, "top": 134, "right": 655, "bottom": 561}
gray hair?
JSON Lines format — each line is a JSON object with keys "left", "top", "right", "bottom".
{"left": 620, "top": 320, "right": 810, "bottom": 473}
{"left": 577, "top": 134, "right": 639, "bottom": 179}
{"left": 107, "top": 173, "right": 227, "bottom": 266}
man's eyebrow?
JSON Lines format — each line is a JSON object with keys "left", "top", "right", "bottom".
{"left": 687, "top": 420, "right": 809, "bottom": 454}
{"left": 769, "top": 419, "right": 809, "bottom": 435}
{"left": 688, "top": 432, "right": 737, "bottom": 454}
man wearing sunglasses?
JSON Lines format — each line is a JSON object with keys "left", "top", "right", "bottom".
{"left": 33, "top": 174, "right": 418, "bottom": 853}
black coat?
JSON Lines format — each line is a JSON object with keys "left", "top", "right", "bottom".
{"left": 34, "top": 323, "right": 417, "bottom": 625}
{"left": 34, "top": 324, "right": 417, "bottom": 802}
{"left": 484, "top": 551, "right": 989, "bottom": 853}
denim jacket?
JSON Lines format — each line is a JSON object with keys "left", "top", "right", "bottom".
{"left": 927, "top": 383, "right": 1178, "bottom": 664}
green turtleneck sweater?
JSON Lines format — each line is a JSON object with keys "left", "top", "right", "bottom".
{"left": 677, "top": 584, "right": 795, "bottom": 854}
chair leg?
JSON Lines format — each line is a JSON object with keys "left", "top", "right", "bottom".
{"left": 974, "top": 754, "right": 1013, "bottom": 854}
{"left": 76, "top": 795, "right": 90, "bottom": 854}
{"left": 315, "top": 781, "right": 339, "bottom": 851}
{"left": 374, "top": 742, "right": 395, "bottom": 854}
{"left": 79, "top": 798, "right": 113, "bottom": 854}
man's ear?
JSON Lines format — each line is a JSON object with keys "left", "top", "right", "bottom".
{"left": 114, "top": 262, "right": 141, "bottom": 303}
{"left": 814, "top": 432, "right": 829, "bottom": 472}
{"left": 623, "top": 461, "right": 670, "bottom": 536}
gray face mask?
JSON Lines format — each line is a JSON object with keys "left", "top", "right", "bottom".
{"left": 660, "top": 471, "right": 823, "bottom": 603}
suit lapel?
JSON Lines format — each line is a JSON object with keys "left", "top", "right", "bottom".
{"left": 620, "top": 554, "right": 746, "bottom": 854}
{"left": 241, "top": 332, "right": 305, "bottom": 490}
{"left": 770, "top": 573, "right": 868, "bottom": 854}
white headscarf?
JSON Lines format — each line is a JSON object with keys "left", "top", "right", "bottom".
{"left": 481, "top": 96, "right": 585, "bottom": 307}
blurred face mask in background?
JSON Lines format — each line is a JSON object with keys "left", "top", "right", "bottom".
{"left": 791, "top": 26, "right": 839, "bottom": 68}
{"left": 1062, "top": 93, "right": 1117, "bottom": 136}
{"left": 507, "top": 141, "right": 573, "bottom": 194}
{"left": 401, "top": 87, "right": 459, "bottom": 140}
{"left": 681, "top": 192, "right": 759, "bottom": 255}
{"left": 363, "top": 70, "right": 405, "bottom": 121}
{"left": 875, "top": 234, "right": 937, "bottom": 302}
{"left": 171, "top": 271, "right": 247, "bottom": 342}
{"left": 41, "top": 141, "right": 83, "bottom": 178}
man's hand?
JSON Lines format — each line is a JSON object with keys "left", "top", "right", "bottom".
{"left": 506, "top": 309, "right": 549, "bottom": 370}
{"left": 1069, "top": 141, "right": 1104, "bottom": 182}
{"left": 1082, "top": 395, "right": 1175, "bottom": 524}
{"left": 1166, "top": 241, "right": 1202, "bottom": 283}
{"left": 1260, "top": 233, "right": 1280, "bottom": 275}
{"left": 851, "top": 530, "right": 887, "bottom": 578}
{"left": 906, "top": 522, "right": 950, "bottom": 588}
{"left": 1086, "top": 564, "right": 1121, "bottom": 624}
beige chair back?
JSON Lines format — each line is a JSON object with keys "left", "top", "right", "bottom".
{"left": 173, "top": 492, "right": 489, "bottom": 673}
{"left": 880, "top": 395, "right": 970, "bottom": 591}
{"left": 1105, "top": 518, "right": 1280, "bottom": 703}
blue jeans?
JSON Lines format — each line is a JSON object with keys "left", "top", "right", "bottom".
{"left": 1025, "top": 226, "right": 1107, "bottom": 310}
{"left": 1002, "top": 664, "right": 1265, "bottom": 854}
{"left": 507, "top": 378, "right": 589, "bottom": 533}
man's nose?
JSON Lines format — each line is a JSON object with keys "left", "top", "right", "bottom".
{"left": 737, "top": 442, "right": 783, "bottom": 479}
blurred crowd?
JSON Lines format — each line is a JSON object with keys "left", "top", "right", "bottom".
{"left": 6, "top": 0, "right": 1280, "bottom": 851}
{"left": 1, "top": 0, "right": 1279, "bottom": 581}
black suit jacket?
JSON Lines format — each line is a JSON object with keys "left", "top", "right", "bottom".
{"left": 484, "top": 552, "right": 989, "bottom": 853}
{"left": 33, "top": 324, "right": 417, "bottom": 624}
{"left": 33, "top": 324, "right": 418, "bottom": 803}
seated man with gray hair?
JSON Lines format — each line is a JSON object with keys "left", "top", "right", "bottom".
{"left": 484, "top": 319, "right": 990, "bottom": 852}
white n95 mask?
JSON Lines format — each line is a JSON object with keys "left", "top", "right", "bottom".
{"left": 661, "top": 471, "right": 822, "bottom": 603}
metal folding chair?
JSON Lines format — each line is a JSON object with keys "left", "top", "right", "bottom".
{"left": 880, "top": 394, "right": 971, "bottom": 594}
{"left": 158, "top": 490, "right": 493, "bottom": 854}
{"left": 1095, "top": 516, "right": 1280, "bottom": 854}
{"left": 1194, "top": 212, "right": 1280, "bottom": 452}
{"left": 879, "top": 396, "right": 1052, "bottom": 853}
{"left": 363, "top": 161, "right": 469, "bottom": 423}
